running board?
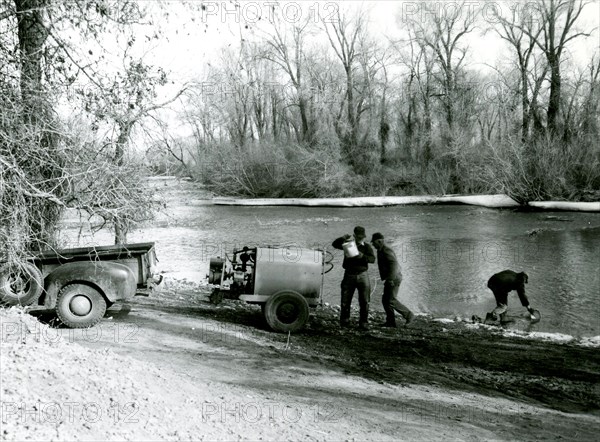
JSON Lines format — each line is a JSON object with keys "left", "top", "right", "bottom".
{"left": 239, "top": 294, "right": 320, "bottom": 307}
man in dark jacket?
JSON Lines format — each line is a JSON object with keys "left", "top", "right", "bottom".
{"left": 371, "top": 233, "right": 414, "bottom": 327}
{"left": 487, "top": 270, "right": 535, "bottom": 321}
{"left": 332, "top": 226, "right": 375, "bottom": 330}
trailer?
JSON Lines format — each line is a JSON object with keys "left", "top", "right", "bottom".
{"left": 207, "top": 246, "right": 333, "bottom": 333}
{"left": 0, "top": 243, "right": 161, "bottom": 328}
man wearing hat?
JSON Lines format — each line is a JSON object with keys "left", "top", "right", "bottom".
{"left": 332, "top": 226, "right": 376, "bottom": 330}
{"left": 371, "top": 232, "right": 414, "bottom": 327}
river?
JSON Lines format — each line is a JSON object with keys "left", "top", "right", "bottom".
{"left": 60, "top": 178, "right": 600, "bottom": 338}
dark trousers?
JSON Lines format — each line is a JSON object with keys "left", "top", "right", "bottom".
{"left": 491, "top": 289, "right": 508, "bottom": 306}
{"left": 382, "top": 279, "right": 412, "bottom": 325}
{"left": 340, "top": 272, "right": 370, "bottom": 326}
{"left": 491, "top": 289, "right": 508, "bottom": 319}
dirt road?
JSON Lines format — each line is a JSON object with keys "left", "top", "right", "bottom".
{"left": 8, "top": 281, "right": 597, "bottom": 441}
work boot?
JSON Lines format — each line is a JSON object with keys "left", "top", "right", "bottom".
{"left": 404, "top": 312, "right": 415, "bottom": 326}
{"left": 340, "top": 321, "right": 350, "bottom": 329}
{"left": 379, "top": 321, "right": 397, "bottom": 328}
{"left": 358, "top": 323, "right": 370, "bottom": 331}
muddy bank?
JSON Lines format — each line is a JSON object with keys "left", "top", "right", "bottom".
{"left": 137, "top": 283, "right": 600, "bottom": 415}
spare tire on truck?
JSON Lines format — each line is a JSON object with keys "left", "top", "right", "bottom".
{"left": 264, "top": 290, "right": 309, "bottom": 333}
{"left": 0, "top": 262, "right": 43, "bottom": 306}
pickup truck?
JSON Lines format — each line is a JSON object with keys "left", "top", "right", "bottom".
{"left": 0, "top": 242, "right": 160, "bottom": 328}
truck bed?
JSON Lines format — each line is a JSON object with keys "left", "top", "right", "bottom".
{"left": 31, "top": 243, "right": 157, "bottom": 288}
{"left": 33, "top": 243, "right": 156, "bottom": 265}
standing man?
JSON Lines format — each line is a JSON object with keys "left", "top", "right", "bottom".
{"left": 487, "top": 270, "right": 535, "bottom": 321}
{"left": 371, "top": 232, "right": 414, "bottom": 327}
{"left": 332, "top": 226, "right": 375, "bottom": 330}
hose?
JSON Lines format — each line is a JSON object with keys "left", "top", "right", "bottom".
{"left": 323, "top": 262, "right": 334, "bottom": 274}
{"left": 324, "top": 250, "right": 334, "bottom": 264}
{"left": 370, "top": 280, "right": 378, "bottom": 298}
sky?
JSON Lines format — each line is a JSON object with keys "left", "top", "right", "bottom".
{"left": 93, "top": 0, "right": 600, "bottom": 141}
{"left": 144, "top": 0, "right": 600, "bottom": 79}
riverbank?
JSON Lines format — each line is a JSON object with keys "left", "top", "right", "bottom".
{"left": 211, "top": 194, "right": 600, "bottom": 212}
{"left": 3, "top": 282, "right": 600, "bottom": 441}
{"left": 147, "top": 176, "right": 600, "bottom": 212}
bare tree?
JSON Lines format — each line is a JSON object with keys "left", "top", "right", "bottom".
{"left": 579, "top": 55, "right": 600, "bottom": 136}
{"left": 80, "top": 55, "right": 189, "bottom": 244}
{"left": 494, "top": 3, "right": 547, "bottom": 141}
{"left": 0, "top": 0, "right": 184, "bottom": 251}
{"left": 407, "top": 0, "right": 475, "bottom": 142}
{"left": 394, "top": 28, "right": 437, "bottom": 169}
{"left": 512, "top": 0, "right": 593, "bottom": 134}
{"left": 323, "top": 7, "right": 367, "bottom": 150}
{"left": 260, "top": 12, "right": 315, "bottom": 144}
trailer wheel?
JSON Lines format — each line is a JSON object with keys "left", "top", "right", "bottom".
{"left": 209, "top": 289, "right": 223, "bottom": 305}
{"left": 0, "top": 263, "right": 43, "bottom": 306}
{"left": 264, "top": 291, "right": 309, "bottom": 333}
{"left": 56, "top": 284, "right": 106, "bottom": 328}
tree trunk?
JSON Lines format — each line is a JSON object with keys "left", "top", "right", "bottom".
{"left": 114, "top": 220, "right": 129, "bottom": 245}
{"left": 521, "top": 70, "right": 530, "bottom": 142}
{"left": 297, "top": 95, "right": 316, "bottom": 146}
{"left": 16, "top": 0, "right": 49, "bottom": 111}
{"left": 115, "top": 122, "right": 132, "bottom": 166}
{"left": 422, "top": 109, "right": 433, "bottom": 173}
{"left": 345, "top": 66, "right": 357, "bottom": 148}
{"left": 113, "top": 122, "right": 132, "bottom": 245}
{"left": 547, "top": 55, "right": 562, "bottom": 135}
{"left": 379, "top": 120, "right": 389, "bottom": 164}
{"left": 15, "top": 0, "right": 62, "bottom": 252}
{"left": 271, "top": 93, "right": 278, "bottom": 141}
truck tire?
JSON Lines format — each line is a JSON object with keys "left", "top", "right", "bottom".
{"left": 264, "top": 291, "right": 309, "bottom": 333}
{"left": 0, "top": 262, "right": 43, "bottom": 306}
{"left": 56, "top": 284, "right": 107, "bottom": 328}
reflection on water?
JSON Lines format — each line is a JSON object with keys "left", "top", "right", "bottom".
{"left": 61, "top": 204, "right": 600, "bottom": 337}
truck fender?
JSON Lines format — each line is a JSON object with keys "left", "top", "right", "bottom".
{"left": 42, "top": 261, "right": 137, "bottom": 308}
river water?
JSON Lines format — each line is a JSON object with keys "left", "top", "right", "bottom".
{"left": 60, "top": 179, "right": 600, "bottom": 338}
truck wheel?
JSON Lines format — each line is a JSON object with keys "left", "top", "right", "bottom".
{"left": 0, "top": 262, "right": 43, "bottom": 306}
{"left": 56, "top": 284, "right": 107, "bottom": 328}
{"left": 264, "top": 291, "right": 309, "bottom": 333}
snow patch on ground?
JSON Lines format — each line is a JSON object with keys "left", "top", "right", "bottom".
{"left": 577, "top": 336, "right": 600, "bottom": 348}
{"left": 463, "top": 321, "right": 600, "bottom": 346}
{"left": 212, "top": 194, "right": 520, "bottom": 208}
{"left": 528, "top": 201, "right": 600, "bottom": 212}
